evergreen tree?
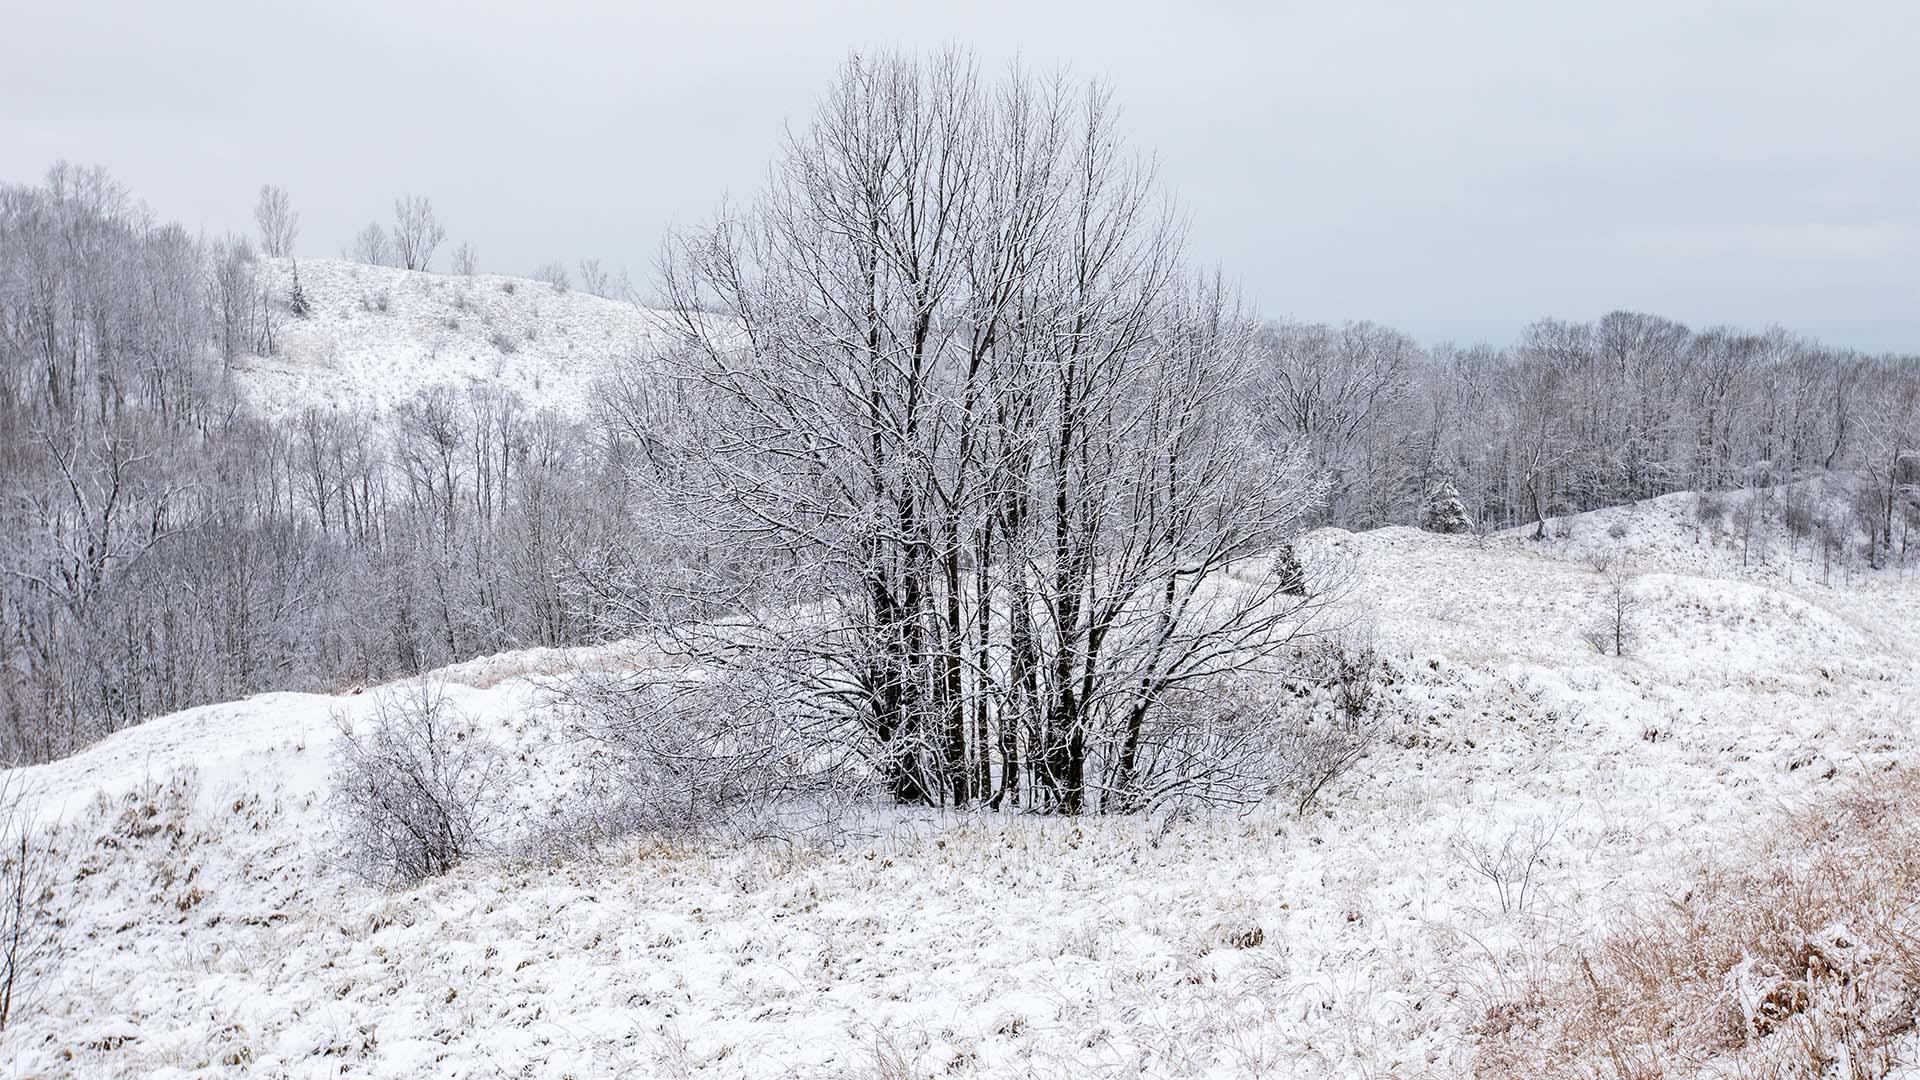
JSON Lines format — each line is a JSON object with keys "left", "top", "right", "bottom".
{"left": 1275, "top": 543, "right": 1308, "bottom": 595}
{"left": 1420, "top": 480, "right": 1474, "bottom": 534}
{"left": 290, "top": 258, "right": 311, "bottom": 317}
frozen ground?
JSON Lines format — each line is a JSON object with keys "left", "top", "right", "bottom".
{"left": 2, "top": 495, "right": 1915, "bottom": 1078}
{"left": 234, "top": 259, "right": 669, "bottom": 418}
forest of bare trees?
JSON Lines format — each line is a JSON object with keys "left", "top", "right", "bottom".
{"left": 1252, "top": 315, "right": 1920, "bottom": 551}
{"left": 1, "top": 68, "right": 1915, "bottom": 786}
{"left": 0, "top": 165, "right": 652, "bottom": 762}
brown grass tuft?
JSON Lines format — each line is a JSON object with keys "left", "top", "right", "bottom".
{"left": 1475, "top": 765, "right": 1920, "bottom": 1079}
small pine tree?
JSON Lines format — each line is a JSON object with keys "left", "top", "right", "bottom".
{"left": 1420, "top": 480, "right": 1474, "bottom": 535}
{"left": 1275, "top": 543, "right": 1307, "bottom": 596}
{"left": 289, "top": 259, "right": 311, "bottom": 317}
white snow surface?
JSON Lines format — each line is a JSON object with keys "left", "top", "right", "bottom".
{"left": 4, "top": 499, "right": 1917, "bottom": 1078}
{"left": 236, "top": 259, "right": 667, "bottom": 418}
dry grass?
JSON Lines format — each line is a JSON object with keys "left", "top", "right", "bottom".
{"left": 1475, "top": 766, "right": 1920, "bottom": 1079}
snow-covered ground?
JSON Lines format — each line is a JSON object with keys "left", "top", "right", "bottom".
{"left": 235, "top": 259, "right": 668, "bottom": 418}
{"left": 3, "top": 496, "right": 1916, "bottom": 1078}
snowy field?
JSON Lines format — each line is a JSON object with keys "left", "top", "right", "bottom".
{"left": 3, "top": 492, "right": 1916, "bottom": 1078}
{"left": 234, "top": 259, "right": 669, "bottom": 418}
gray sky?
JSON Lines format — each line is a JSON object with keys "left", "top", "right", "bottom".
{"left": 5, "top": 0, "right": 1916, "bottom": 351}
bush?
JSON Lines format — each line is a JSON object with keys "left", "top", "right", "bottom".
{"left": 561, "top": 672, "right": 859, "bottom": 851}
{"left": 1264, "top": 627, "right": 1389, "bottom": 815}
{"left": 489, "top": 329, "right": 519, "bottom": 355}
{"left": 1454, "top": 816, "right": 1559, "bottom": 915}
{"left": 1694, "top": 491, "right": 1728, "bottom": 528}
{"left": 329, "top": 682, "right": 503, "bottom": 887}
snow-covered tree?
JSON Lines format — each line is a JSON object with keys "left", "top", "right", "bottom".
{"left": 1420, "top": 480, "right": 1474, "bottom": 534}
{"left": 289, "top": 258, "right": 311, "bottom": 317}
{"left": 391, "top": 195, "right": 444, "bottom": 272}
{"left": 350, "top": 222, "right": 391, "bottom": 266}
{"left": 253, "top": 184, "right": 298, "bottom": 258}
{"left": 647, "top": 50, "right": 1328, "bottom": 815}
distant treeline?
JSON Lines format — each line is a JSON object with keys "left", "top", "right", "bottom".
{"left": 1250, "top": 315, "right": 1918, "bottom": 542}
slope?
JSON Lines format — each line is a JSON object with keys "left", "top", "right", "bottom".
{"left": 236, "top": 259, "right": 667, "bottom": 418}
{"left": 1, "top": 494, "right": 1916, "bottom": 1079}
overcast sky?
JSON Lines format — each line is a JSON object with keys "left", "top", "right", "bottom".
{"left": 4, "top": 0, "right": 1915, "bottom": 351}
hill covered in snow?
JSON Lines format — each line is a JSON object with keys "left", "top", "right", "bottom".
{"left": 4, "top": 493, "right": 1916, "bottom": 1078}
{"left": 236, "top": 259, "right": 668, "bottom": 418}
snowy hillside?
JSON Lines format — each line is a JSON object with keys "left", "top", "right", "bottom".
{"left": 236, "top": 259, "right": 668, "bottom": 417}
{"left": 4, "top": 496, "right": 1916, "bottom": 1078}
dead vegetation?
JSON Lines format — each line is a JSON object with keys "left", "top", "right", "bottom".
{"left": 1475, "top": 765, "right": 1920, "bottom": 1079}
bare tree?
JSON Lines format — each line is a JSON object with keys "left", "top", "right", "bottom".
{"left": 1854, "top": 373, "right": 1920, "bottom": 567}
{"left": 576, "top": 258, "right": 610, "bottom": 297}
{"left": 451, "top": 242, "right": 477, "bottom": 277}
{"left": 531, "top": 262, "right": 571, "bottom": 292}
{"left": 350, "top": 222, "right": 392, "bottom": 266}
{"left": 1251, "top": 320, "right": 1419, "bottom": 525}
{"left": 253, "top": 184, "right": 298, "bottom": 258}
{"left": 391, "top": 195, "right": 445, "bottom": 272}
{"left": 1584, "top": 560, "right": 1641, "bottom": 656}
{"left": 0, "top": 774, "right": 59, "bottom": 1033}
{"left": 645, "top": 50, "right": 1329, "bottom": 816}
{"left": 208, "top": 234, "right": 261, "bottom": 366}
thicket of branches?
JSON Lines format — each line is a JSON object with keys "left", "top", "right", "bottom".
{"left": 330, "top": 682, "right": 503, "bottom": 885}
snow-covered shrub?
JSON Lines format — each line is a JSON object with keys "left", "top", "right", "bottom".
{"left": 1780, "top": 488, "right": 1818, "bottom": 541}
{"left": 329, "top": 682, "right": 504, "bottom": 886}
{"left": 1694, "top": 491, "right": 1728, "bottom": 525}
{"left": 1419, "top": 480, "right": 1474, "bottom": 534}
{"left": 489, "top": 329, "right": 519, "bottom": 355}
{"left": 1262, "top": 627, "right": 1391, "bottom": 815}
{"left": 1111, "top": 680, "right": 1327, "bottom": 813}
{"left": 1322, "top": 628, "right": 1381, "bottom": 722}
{"left": 0, "top": 774, "right": 60, "bottom": 1032}
{"left": 1606, "top": 519, "right": 1629, "bottom": 539}
{"left": 560, "top": 670, "right": 861, "bottom": 850}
